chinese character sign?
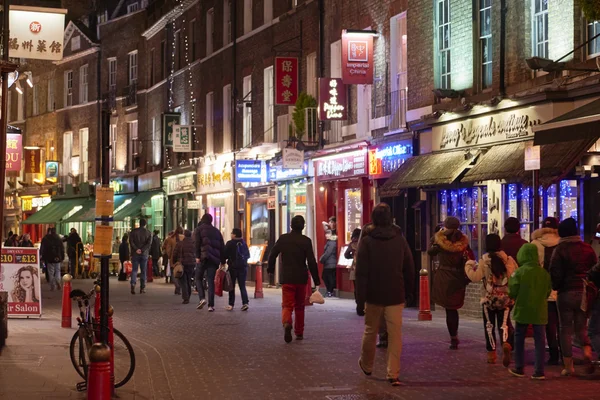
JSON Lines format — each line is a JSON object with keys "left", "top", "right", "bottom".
{"left": 319, "top": 78, "right": 347, "bottom": 121}
{"left": 8, "top": 8, "right": 66, "bottom": 61}
{"left": 173, "top": 125, "right": 191, "bottom": 153}
{"left": 0, "top": 247, "right": 42, "bottom": 317}
{"left": 6, "top": 134, "right": 22, "bottom": 172}
{"left": 162, "top": 113, "right": 181, "bottom": 147}
{"left": 275, "top": 57, "right": 299, "bottom": 106}
{"left": 24, "top": 148, "right": 41, "bottom": 174}
{"left": 341, "top": 31, "right": 374, "bottom": 85}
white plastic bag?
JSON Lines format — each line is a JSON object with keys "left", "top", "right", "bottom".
{"left": 309, "top": 289, "right": 325, "bottom": 305}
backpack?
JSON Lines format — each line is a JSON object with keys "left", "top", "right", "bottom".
{"left": 483, "top": 272, "right": 513, "bottom": 310}
{"left": 235, "top": 241, "right": 248, "bottom": 269}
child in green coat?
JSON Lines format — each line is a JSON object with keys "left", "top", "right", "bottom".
{"left": 508, "top": 243, "right": 552, "bottom": 380}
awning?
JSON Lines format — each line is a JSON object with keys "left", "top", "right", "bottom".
{"left": 113, "top": 191, "right": 163, "bottom": 221}
{"left": 22, "top": 198, "right": 88, "bottom": 225}
{"left": 533, "top": 98, "right": 600, "bottom": 145}
{"left": 62, "top": 194, "right": 136, "bottom": 223}
{"left": 380, "top": 150, "right": 474, "bottom": 191}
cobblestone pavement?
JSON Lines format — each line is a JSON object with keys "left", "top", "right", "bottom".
{"left": 1, "top": 277, "right": 599, "bottom": 400}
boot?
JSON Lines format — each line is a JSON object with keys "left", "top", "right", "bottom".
{"left": 561, "top": 357, "right": 575, "bottom": 376}
{"left": 376, "top": 332, "right": 388, "bottom": 348}
{"left": 548, "top": 348, "right": 560, "bottom": 365}
{"left": 487, "top": 351, "right": 497, "bottom": 364}
{"left": 130, "top": 285, "right": 135, "bottom": 295}
{"left": 583, "top": 346, "right": 595, "bottom": 374}
{"left": 502, "top": 343, "right": 512, "bottom": 367}
{"left": 450, "top": 336, "right": 460, "bottom": 350}
{"left": 140, "top": 286, "right": 146, "bottom": 294}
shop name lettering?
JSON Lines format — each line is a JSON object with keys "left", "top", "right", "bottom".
{"left": 199, "top": 170, "right": 232, "bottom": 187}
{"left": 8, "top": 303, "right": 40, "bottom": 313}
{"left": 318, "top": 157, "right": 365, "bottom": 177}
{"left": 439, "top": 114, "right": 531, "bottom": 149}
{"left": 169, "top": 176, "right": 195, "bottom": 192}
{"left": 375, "top": 144, "right": 411, "bottom": 159}
{"left": 323, "top": 80, "right": 345, "bottom": 119}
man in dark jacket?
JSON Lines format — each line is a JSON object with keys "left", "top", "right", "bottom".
{"left": 150, "top": 230, "right": 162, "bottom": 277}
{"left": 223, "top": 228, "right": 251, "bottom": 311}
{"left": 356, "top": 203, "right": 415, "bottom": 386}
{"left": 129, "top": 219, "right": 153, "bottom": 294}
{"left": 173, "top": 230, "right": 196, "bottom": 304}
{"left": 65, "top": 228, "right": 83, "bottom": 277}
{"left": 194, "top": 213, "right": 225, "bottom": 312}
{"left": 502, "top": 217, "right": 528, "bottom": 263}
{"left": 268, "top": 215, "right": 320, "bottom": 343}
{"left": 41, "top": 227, "right": 65, "bottom": 291}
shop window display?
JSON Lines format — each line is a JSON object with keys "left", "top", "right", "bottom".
{"left": 345, "top": 188, "right": 362, "bottom": 244}
{"left": 250, "top": 202, "right": 269, "bottom": 245}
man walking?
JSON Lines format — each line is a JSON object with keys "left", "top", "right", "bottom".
{"left": 356, "top": 203, "right": 415, "bottom": 386}
{"left": 150, "top": 230, "right": 162, "bottom": 278}
{"left": 194, "top": 214, "right": 225, "bottom": 312}
{"left": 65, "top": 228, "right": 82, "bottom": 277}
{"left": 41, "top": 227, "right": 65, "bottom": 291}
{"left": 268, "top": 215, "right": 320, "bottom": 343}
{"left": 129, "top": 219, "right": 152, "bottom": 294}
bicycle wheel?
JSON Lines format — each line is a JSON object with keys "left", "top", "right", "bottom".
{"left": 69, "top": 329, "right": 91, "bottom": 380}
{"left": 112, "top": 328, "right": 135, "bottom": 388}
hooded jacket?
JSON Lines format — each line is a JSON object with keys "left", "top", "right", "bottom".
{"left": 355, "top": 225, "right": 415, "bottom": 306}
{"left": 319, "top": 235, "right": 338, "bottom": 269}
{"left": 465, "top": 251, "right": 517, "bottom": 305}
{"left": 549, "top": 236, "right": 597, "bottom": 293}
{"left": 194, "top": 223, "right": 225, "bottom": 266}
{"left": 509, "top": 244, "right": 552, "bottom": 325}
{"left": 41, "top": 233, "right": 65, "bottom": 263}
{"left": 531, "top": 227, "right": 560, "bottom": 301}
{"left": 173, "top": 234, "right": 196, "bottom": 267}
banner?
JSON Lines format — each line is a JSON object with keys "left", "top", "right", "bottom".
{"left": 8, "top": 7, "right": 67, "bottom": 61}
{"left": 25, "top": 148, "right": 41, "bottom": 174}
{"left": 275, "top": 57, "right": 299, "bottom": 106}
{"left": 6, "top": 134, "right": 22, "bottom": 172}
{"left": 162, "top": 113, "right": 181, "bottom": 147}
{"left": 319, "top": 78, "right": 347, "bottom": 120}
{"left": 341, "top": 31, "right": 374, "bottom": 85}
{"left": 173, "top": 125, "right": 191, "bottom": 152}
{"left": 0, "top": 247, "right": 42, "bottom": 317}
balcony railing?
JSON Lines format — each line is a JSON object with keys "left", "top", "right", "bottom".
{"left": 125, "top": 82, "right": 137, "bottom": 107}
{"left": 387, "top": 89, "right": 407, "bottom": 132}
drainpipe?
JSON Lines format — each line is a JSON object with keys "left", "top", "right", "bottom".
{"left": 499, "top": 0, "right": 506, "bottom": 97}
{"left": 232, "top": 0, "right": 239, "bottom": 228}
{"left": 318, "top": 0, "right": 325, "bottom": 147}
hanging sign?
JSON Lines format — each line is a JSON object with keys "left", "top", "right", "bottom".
{"left": 341, "top": 30, "right": 374, "bottom": 85}
{"left": 282, "top": 148, "right": 304, "bottom": 169}
{"left": 275, "top": 57, "right": 299, "bottom": 105}
{"left": 45, "top": 160, "right": 59, "bottom": 179}
{"left": 319, "top": 78, "right": 347, "bottom": 120}
{"left": 173, "top": 125, "right": 191, "bottom": 152}
{"left": 187, "top": 200, "right": 201, "bottom": 209}
{"left": 167, "top": 174, "right": 196, "bottom": 195}
{"left": 524, "top": 144, "right": 541, "bottom": 171}
{"left": 197, "top": 165, "right": 233, "bottom": 194}
{"left": 162, "top": 113, "right": 181, "bottom": 147}
{"left": 24, "top": 148, "right": 41, "bottom": 174}
{"left": 0, "top": 247, "right": 42, "bottom": 317}
{"left": 6, "top": 134, "right": 22, "bottom": 172}
{"left": 8, "top": 7, "right": 67, "bottom": 61}
{"left": 368, "top": 140, "right": 413, "bottom": 179}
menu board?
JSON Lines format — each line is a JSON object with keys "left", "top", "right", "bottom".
{"left": 337, "top": 245, "right": 353, "bottom": 267}
{"left": 248, "top": 245, "right": 266, "bottom": 265}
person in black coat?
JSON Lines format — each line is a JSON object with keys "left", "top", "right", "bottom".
{"left": 223, "top": 228, "right": 251, "bottom": 311}
{"left": 193, "top": 214, "right": 225, "bottom": 311}
{"left": 173, "top": 230, "right": 197, "bottom": 304}
{"left": 119, "top": 234, "right": 130, "bottom": 281}
{"left": 20, "top": 233, "right": 34, "bottom": 247}
{"left": 65, "top": 228, "right": 83, "bottom": 276}
{"left": 150, "top": 230, "right": 162, "bottom": 277}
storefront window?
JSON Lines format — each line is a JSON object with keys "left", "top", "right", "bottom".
{"left": 151, "top": 195, "right": 164, "bottom": 238}
{"left": 345, "top": 188, "right": 362, "bottom": 243}
{"left": 250, "top": 201, "right": 269, "bottom": 245}
{"left": 207, "top": 193, "right": 233, "bottom": 238}
{"left": 288, "top": 182, "right": 307, "bottom": 230}
{"left": 560, "top": 180, "right": 578, "bottom": 221}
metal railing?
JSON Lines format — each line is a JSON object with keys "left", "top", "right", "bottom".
{"left": 387, "top": 89, "right": 407, "bottom": 132}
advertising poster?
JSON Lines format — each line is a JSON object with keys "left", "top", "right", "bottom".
{"left": 0, "top": 247, "right": 42, "bottom": 317}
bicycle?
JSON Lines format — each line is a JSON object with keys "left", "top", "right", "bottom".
{"left": 69, "top": 280, "right": 135, "bottom": 391}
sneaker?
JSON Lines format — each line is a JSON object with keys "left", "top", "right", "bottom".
{"left": 358, "top": 358, "right": 372, "bottom": 376}
{"left": 182, "top": 299, "right": 189, "bottom": 304}
{"left": 284, "top": 323, "right": 293, "bottom": 343}
{"left": 388, "top": 378, "right": 404, "bottom": 387}
{"left": 502, "top": 343, "right": 512, "bottom": 367}
{"left": 226, "top": 305, "right": 233, "bottom": 311}
{"left": 208, "top": 306, "right": 215, "bottom": 312}
{"left": 295, "top": 335, "right": 304, "bottom": 340}
{"left": 241, "top": 304, "right": 249, "bottom": 311}
{"left": 531, "top": 374, "right": 546, "bottom": 380}
{"left": 197, "top": 299, "right": 207, "bottom": 309}
{"left": 140, "top": 287, "right": 146, "bottom": 294}
{"left": 509, "top": 369, "right": 525, "bottom": 378}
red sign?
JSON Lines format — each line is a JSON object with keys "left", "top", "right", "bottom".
{"left": 314, "top": 150, "right": 368, "bottom": 181}
{"left": 275, "top": 57, "right": 299, "bottom": 105}
{"left": 29, "top": 21, "right": 42, "bottom": 34}
{"left": 319, "top": 78, "right": 347, "bottom": 121}
{"left": 6, "top": 134, "right": 22, "bottom": 172}
{"left": 25, "top": 148, "right": 41, "bottom": 174}
{"left": 341, "top": 31, "right": 374, "bottom": 85}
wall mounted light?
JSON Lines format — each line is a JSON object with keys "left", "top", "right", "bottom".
{"left": 15, "top": 81, "right": 23, "bottom": 95}
{"left": 25, "top": 72, "right": 33, "bottom": 88}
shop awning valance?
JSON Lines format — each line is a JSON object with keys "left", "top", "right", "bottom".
{"left": 380, "top": 151, "right": 474, "bottom": 190}
{"left": 113, "top": 191, "right": 163, "bottom": 221}
{"left": 22, "top": 198, "right": 88, "bottom": 225}
{"left": 537, "top": 138, "right": 599, "bottom": 187}
{"left": 62, "top": 194, "right": 136, "bottom": 223}
{"left": 533, "top": 98, "right": 600, "bottom": 145}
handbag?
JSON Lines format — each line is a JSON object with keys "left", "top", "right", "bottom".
{"left": 222, "top": 268, "right": 233, "bottom": 293}
{"left": 173, "top": 262, "right": 184, "bottom": 279}
{"left": 215, "top": 267, "right": 226, "bottom": 297}
{"left": 581, "top": 278, "right": 598, "bottom": 317}
{"left": 309, "top": 289, "right": 325, "bottom": 305}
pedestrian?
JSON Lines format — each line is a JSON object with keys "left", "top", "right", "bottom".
{"left": 163, "top": 228, "right": 183, "bottom": 295}
{"left": 508, "top": 243, "right": 552, "bottom": 379}
{"left": 586, "top": 261, "right": 600, "bottom": 364}
{"left": 345, "top": 228, "right": 363, "bottom": 316}
{"left": 66, "top": 228, "right": 82, "bottom": 277}
{"left": 194, "top": 214, "right": 225, "bottom": 312}
{"left": 531, "top": 216, "right": 561, "bottom": 365}
{"left": 320, "top": 229, "right": 338, "bottom": 297}
{"left": 501, "top": 217, "right": 528, "bottom": 262}
{"left": 428, "top": 216, "right": 473, "bottom": 350}
{"left": 150, "top": 230, "right": 162, "bottom": 278}
{"left": 4, "top": 232, "right": 18, "bottom": 247}
{"left": 129, "top": 219, "right": 152, "bottom": 294}
{"left": 590, "top": 223, "right": 600, "bottom": 257}
{"left": 356, "top": 203, "right": 415, "bottom": 386}
{"left": 173, "top": 229, "right": 196, "bottom": 304}
{"left": 118, "top": 234, "right": 130, "bottom": 281}
{"left": 549, "top": 217, "right": 597, "bottom": 376}
{"left": 40, "top": 227, "right": 65, "bottom": 291}
{"left": 19, "top": 233, "right": 34, "bottom": 247}
{"left": 223, "top": 228, "right": 250, "bottom": 311}
{"left": 112, "top": 236, "right": 121, "bottom": 254}
{"left": 268, "top": 215, "right": 320, "bottom": 343}
{"left": 465, "top": 234, "right": 517, "bottom": 366}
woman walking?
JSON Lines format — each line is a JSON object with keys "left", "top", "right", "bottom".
{"left": 320, "top": 230, "right": 338, "bottom": 297}
{"left": 118, "top": 234, "right": 130, "bottom": 281}
{"left": 429, "top": 217, "right": 473, "bottom": 349}
{"left": 172, "top": 229, "right": 196, "bottom": 304}
{"left": 345, "top": 228, "right": 363, "bottom": 315}
{"left": 224, "top": 228, "right": 251, "bottom": 311}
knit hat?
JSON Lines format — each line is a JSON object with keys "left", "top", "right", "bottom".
{"left": 444, "top": 216, "right": 461, "bottom": 230}
{"left": 542, "top": 217, "right": 559, "bottom": 230}
{"left": 558, "top": 218, "right": 578, "bottom": 238}
{"left": 505, "top": 217, "right": 521, "bottom": 234}
{"left": 485, "top": 234, "right": 502, "bottom": 253}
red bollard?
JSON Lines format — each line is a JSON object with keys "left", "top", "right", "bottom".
{"left": 254, "top": 263, "right": 264, "bottom": 299}
{"left": 108, "top": 306, "right": 115, "bottom": 396}
{"left": 61, "top": 274, "right": 72, "bottom": 328}
{"left": 87, "top": 343, "right": 111, "bottom": 400}
{"left": 147, "top": 259, "right": 154, "bottom": 283}
{"left": 418, "top": 268, "right": 432, "bottom": 321}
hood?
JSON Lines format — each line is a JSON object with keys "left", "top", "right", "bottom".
{"left": 531, "top": 228, "right": 559, "bottom": 248}
{"left": 517, "top": 243, "right": 540, "bottom": 267}
{"left": 434, "top": 229, "right": 468, "bottom": 253}
{"left": 369, "top": 226, "right": 400, "bottom": 241}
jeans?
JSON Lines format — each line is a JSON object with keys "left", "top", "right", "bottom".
{"left": 282, "top": 284, "right": 307, "bottom": 336}
{"left": 587, "top": 297, "right": 600, "bottom": 357}
{"left": 445, "top": 309, "right": 459, "bottom": 337}
{"left": 196, "top": 262, "right": 217, "bottom": 307}
{"left": 557, "top": 291, "right": 591, "bottom": 358}
{"left": 152, "top": 258, "right": 160, "bottom": 277}
{"left": 514, "top": 323, "right": 545, "bottom": 376}
{"left": 322, "top": 269, "right": 336, "bottom": 293}
{"left": 47, "top": 262, "right": 61, "bottom": 291}
{"left": 130, "top": 254, "right": 148, "bottom": 288}
{"left": 546, "top": 301, "right": 561, "bottom": 358}
{"left": 180, "top": 265, "right": 195, "bottom": 301}
{"left": 228, "top": 268, "right": 249, "bottom": 306}
{"left": 482, "top": 306, "right": 514, "bottom": 351}
{"left": 361, "top": 303, "right": 405, "bottom": 379}
{"left": 69, "top": 255, "right": 78, "bottom": 277}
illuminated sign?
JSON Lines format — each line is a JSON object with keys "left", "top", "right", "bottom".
{"left": 45, "top": 160, "right": 59, "bottom": 179}
{"left": 275, "top": 57, "right": 299, "bottom": 105}
{"left": 341, "top": 31, "right": 374, "bottom": 85}
{"left": 269, "top": 162, "right": 309, "bottom": 181}
{"left": 6, "top": 134, "right": 22, "bottom": 172}
{"left": 235, "top": 160, "right": 269, "bottom": 183}
{"left": 22, "top": 196, "right": 51, "bottom": 212}
{"left": 368, "top": 140, "right": 413, "bottom": 179}
{"left": 8, "top": 7, "right": 67, "bottom": 61}
{"left": 197, "top": 165, "right": 233, "bottom": 194}
{"left": 314, "top": 151, "right": 367, "bottom": 181}
{"left": 167, "top": 173, "right": 196, "bottom": 195}
{"left": 319, "top": 78, "right": 347, "bottom": 121}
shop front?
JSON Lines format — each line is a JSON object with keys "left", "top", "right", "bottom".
{"left": 164, "top": 171, "right": 197, "bottom": 232}
{"left": 313, "top": 147, "right": 373, "bottom": 296}
{"left": 235, "top": 160, "right": 272, "bottom": 246}
{"left": 138, "top": 171, "right": 165, "bottom": 238}
{"left": 197, "top": 158, "right": 234, "bottom": 238}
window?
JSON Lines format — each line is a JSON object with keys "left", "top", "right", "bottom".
{"left": 242, "top": 75, "right": 252, "bottom": 147}
{"left": 127, "top": 2, "right": 139, "bottom": 13}
{"left": 141, "top": 0, "right": 148, "bottom": 8}
{"left": 110, "top": 124, "right": 117, "bottom": 171}
{"left": 108, "top": 58, "right": 117, "bottom": 90}
{"left": 32, "top": 84, "right": 38, "bottom": 116}
{"left": 63, "top": 132, "right": 73, "bottom": 176}
{"left": 128, "top": 51, "right": 138, "bottom": 85}
{"left": 174, "top": 30, "right": 180, "bottom": 70}
{"left": 532, "top": 0, "right": 548, "bottom": 58}
{"left": 206, "top": 92, "right": 214, "bottom": 155}
{"left": 48, "top": 78, "right": 55, "bottom": 111}
{"left": 588, "top": 21, "right": 600, "bottom": 57}
{"left": 206, "top": 9, "right": 214, "bottom": 56}
{"left": 479, "top": 0, "right": 492, "bottom": 89}
{"left": 244, "top": 0, "right": 253, "bottom": 34}
{"left": 71, "top": 36, "right": 81, "bottom": 51}
{"left": 129, "top": 121, "right": 139, "bottom": 171}
{"left": 79, "top": 64, "right": 89, "bottom": 103}
{"left": 330, "top": 40, "right": 342, "bottom": 78}
{"left": 264, "top": 0, "right": 273, "bottom": 24}
{"left": 391, "top": 13, "right": 408, "bottom": 129}
{"left": 97, "top": 10, "right": 107, "bottom": 38}
{"left": 64, "top": 70, "right": 73, "bottom": 107}
{"left": 190, "top": 20, "right": 197, "bottom": 60}
{"left": 149, "top": 48, "right": 155, "bottom": 86}
{"left": 79, "top": 128, "right": 89, "bottom": 182}
{"left": 263, "top": 66, "right": 274, "bottom": 142}
{"left": 224, "top": 1, "right": 232, "bottom": 45}
{"left": 306, "top": 53, "right": 317, "bottom": 98}
{"left": 223, "top": 84, "right": 232, "bottom": 152}
{"left": 152, "top": 116, "right": 161, "bottom": 166}
{"left": 437, "top": 0, "right": 451, "bottom": 89}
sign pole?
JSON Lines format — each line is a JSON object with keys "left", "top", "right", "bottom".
{"left": 99, "top": 110, "right": 111, "bottom": 345}
{"left": 0, "top": 0, "right": 11, "bottom": 239}
{"left": 533, "top": 170, "right": 540, "bottom": 230}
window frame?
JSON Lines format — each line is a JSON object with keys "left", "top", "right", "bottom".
{"left": 263, "top": 66, "right": 274, "bottom": 143}
{"left": 127, "top": 3, "right": 139, "bottom": 14}
{"left": 478, "top": 0, "right": 492, "bottom": 90}
{"left": 224, "top": 1, "right": 232, "bottom": 46}
{"left": 79, "top": 64, "right": 89, "bottom": 103}
{"left": 588, "top": 20, "right": 600, "bottom": 58}
{"left": 64, "top": 70, "right": 73, "bottom": 107}
{"left": 242, "top": 75, "right": 252, "bottom": 147}
{"left": 206, "top": 92, "right": 214, "bottom": 155}
{"left": 206, "top": 9, "right": 214, "bottom": 56}
{"left": 531, "top": 0, "right": 549, "bottom": 58}
{"left": 110, "top": 124, "right": 117, "bottom": 171}
{"left": 108, "top": 58, "right": 117, "bottom": 91}
{"left": 223, "top": 84, "right": 232, "bottom": 152}
{"left": 436, "top": 0, "right": 451, "bottom": 89}
{"left": 128, "top": 120, "right": 139, "bottom": 172}
{"left": 128, "top": 51, "right": 138, "bottom": 85}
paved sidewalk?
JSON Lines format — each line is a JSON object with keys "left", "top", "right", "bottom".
{"left": 1, "top": 277, "right": 599, "bottom": 399}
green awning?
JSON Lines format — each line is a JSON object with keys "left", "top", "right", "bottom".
{"left": 62, "top": 194, "right": 136, "bottom": 223}
{"left": 22, "top": 198, "right": 88, "bottom": 225}
{"left": 113, "top": 191, "right": 163, "bottom": 221}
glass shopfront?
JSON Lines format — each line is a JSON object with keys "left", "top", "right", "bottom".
{"left": 345, "top": 188, "right": 362, "bottom": 243}
{"left": 206, "top": 192, "right": 234, "bottom": 238}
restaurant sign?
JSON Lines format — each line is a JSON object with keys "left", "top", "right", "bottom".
{"left": 166, "top": 173, "right": 196, "bottom": 195}
{"left": 315, "top": 150, "right": 367, "bottom": 181}
{"left": 25, "top": 148, "right": 41, "bottom": 174}
{"left": 319, "top": 78, "right": 347, "bottom": 121}
{"left": 341, "top": 30, "right": 374, "bottom": 85}
{"left": 6, "top": 134, "right": 22, "bottom": 172}
{"left": 368, "top": 140, "right": 413, "bottom": 179}
{"left": 197, "top": 165, "right": 233, "bottom": 194}
{"left": 162, "top": 113, "right": 181, "bottom": 147}
{"left": 8, "top": 7, "right": 67, "bottom": 61}
{"left": 275, "top": 57, "right": 299, "bottom": 106}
